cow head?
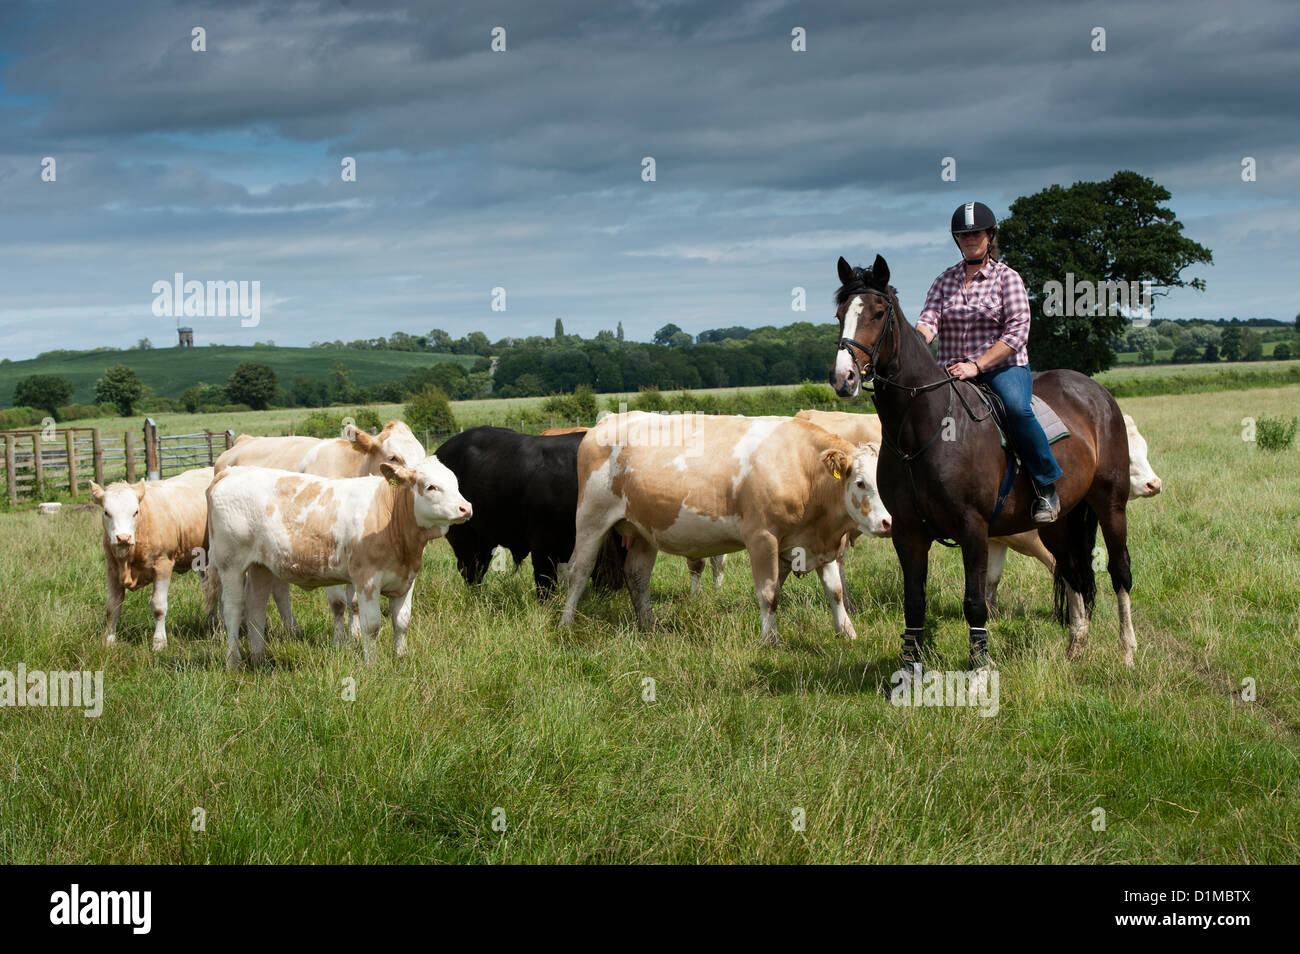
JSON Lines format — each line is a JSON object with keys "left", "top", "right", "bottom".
{"left": 90, "top": 479, "right": 148, "bottom": 556}
{"left": 821, "top": 442, "right": 893, "bottom": 537}
{"left": 1123, "top": 414, "right": 1162, "bottom": 498}
{"left": 381, "top": 455, "right": 472, "bottom": 531}
{"left": 348, "top": 420, "right": 427, "bottom": 472}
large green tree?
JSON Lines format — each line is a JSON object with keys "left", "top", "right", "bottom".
{"left": 999, "top": 170, "right": 1212, "bottom": 374}
{"left": 226, "top": 362, "right": 278, "bottom": 410}
{"left": 13, "top": 374, "right": 73, "bottom": 417}
{"left": 95, "top": 365, "right": 145, "bottom": 416}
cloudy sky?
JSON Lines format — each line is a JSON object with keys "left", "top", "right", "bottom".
{"left": 1, "top": 0, "right": 1297, "bottom": 359}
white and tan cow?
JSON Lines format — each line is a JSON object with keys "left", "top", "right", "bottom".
{"left": 984, "top": 412, "right": 1162, "bottom": 608}
{"left": 560, "top": 412, "right": 882, "bottom": 644}
{"left": 205, "top": 457, "right": 471, "bottom": 668}
{"left": 91, "top": 467, "right": 216, "bottom": 650}
{"left": 212, "top": 420, "right": 426, "bottom": 642}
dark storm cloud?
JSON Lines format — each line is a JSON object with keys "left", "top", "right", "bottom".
{"left": 0, "top": 0, "right": 1296, "bottom": 356}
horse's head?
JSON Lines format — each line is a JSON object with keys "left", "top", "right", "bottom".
{"left": 829, "top": 254, "right": 896, "bottom": 398}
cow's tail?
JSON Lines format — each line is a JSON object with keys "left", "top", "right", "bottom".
{"left": 1052, "top": 500, "right": 1098, "bottom": 624}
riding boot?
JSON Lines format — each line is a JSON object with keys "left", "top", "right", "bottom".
{"left": 1032, "top": 482, "right": 1060, "bottom": 523}
{"left": 968, "top": 627, "right": 994, "bottom": 672}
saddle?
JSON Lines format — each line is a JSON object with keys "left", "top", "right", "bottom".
{"left": 968, "top": 381, "right": 1071, "bottom": 523}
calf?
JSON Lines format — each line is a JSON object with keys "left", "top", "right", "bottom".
{"left": 435, "top": 426, "right": 625, "bottom": 597}
{"left": 561, "top": 412, "right": 880, "bottom": 644}
{"left": 91, "top": 467, "right": 214, "bottom": 650}
{"left": 212, "top": 421, "right": 426, "bottom": 641}
{"left": 205, "top": 457, "right": 471, "bottom": 668}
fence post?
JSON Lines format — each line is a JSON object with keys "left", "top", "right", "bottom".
{"left": 66, "top": 428, "right": 78, "bottom": 498}
{"left": 224, "top": 429, "right": 235, "bottom": 450}
{"left": 125, "top": 431, "right": 137, "bottom": 483}
{"left": 32, "top": 433, "right": 44, "bottom": 497}
{"left": 144, "top": 418, "right": 159, "bottom": 480}
{"left": 92, "top": 429, "right": 104, "bottom": 485}
{"left": 4, "top": 436, "right": 14, "bottom": 506}
{"left": 204, "top": 430, "right": 215, "bottom": 466}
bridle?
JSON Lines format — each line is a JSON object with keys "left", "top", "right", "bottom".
{"left": 836, "top": 288, "right": 896, "bottom": 386}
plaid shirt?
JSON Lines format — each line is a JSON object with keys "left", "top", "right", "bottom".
{"left": 914, "top": 258, "right": 1031, "bottom": 369}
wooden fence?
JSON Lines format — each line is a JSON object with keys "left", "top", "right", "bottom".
{"left": 1, "top": 419, "right": 236, "bottom": 505}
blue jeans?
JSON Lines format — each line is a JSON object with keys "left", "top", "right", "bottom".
{"left": 976, "top": 363, "right": 1063, "bottom": 487}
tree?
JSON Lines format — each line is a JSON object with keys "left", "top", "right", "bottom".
{"left": 617, "top": 322, "right": 625, "bottom": 342}
{"left": 668, "top": 331, "right": 693, "bottom": 348}
{"left": 1171, "top": 343, "right": 1201, "bottom": 364}
{"left": 1240, "top": 330, "right": 1263, "bottom": 361}
{"left": 554, "top": 318, "right": 565, "bottom": 339}
{"left": 653, "top": 323, "right": 684, "bottom": 346}
{"left": 136, "top": 338, "right": 153, "bottom": 350}
{"left": 95, "top": 365, "right": 145, "bottom": 416}
{"left": 1220, "top": 327, "right": 1242, "bottom": 361}
{"left": 13, "top": 375, "right": 73, "bottom": 417}
{"left": 226, "top": 362, "right": 278, "bottom": 410}
{"left": 1203, "top": 343, "right": 1219, "bottom": 362}
{"left": 182, "top": 381, "right": 227, "bottom": 412}
{"left": 1272, "top": 342, "right": 1290, "bottom": 361}
{"left": 404, "top": 388, "right": 457, "bottom": 437}
{"left": 999, "top": 170, "right": 1212, "bottom": 374}
{"left": 427, "top": 328, "right": 454, "bottom": 352}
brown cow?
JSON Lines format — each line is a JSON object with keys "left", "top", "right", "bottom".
{"left": 561, "top": 412, "right": 882, "bottom": 644}
{"left": 91, "top": 467, "right": 214, "bottom": 650}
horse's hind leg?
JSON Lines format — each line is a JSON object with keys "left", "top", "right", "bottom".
{"left": 1095, "top": 499, "right": 1136, "bottom": 666}
{"left": 1038, "top": 516, "right": 1093, "bottom": 660}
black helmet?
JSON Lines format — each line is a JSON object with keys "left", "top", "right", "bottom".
{"left": 951, "top": 201, "right": 996, "bottom": 234}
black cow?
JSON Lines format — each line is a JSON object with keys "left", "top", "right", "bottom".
{"left": 435, "top": 426, "right": 625, "bottom": 597}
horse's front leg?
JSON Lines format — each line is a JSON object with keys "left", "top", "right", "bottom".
{"left": 892, "top": 528, "right": 931, "bottom": 679}
{"left": 959, "top": 529, "right": 993, "bottom": 673}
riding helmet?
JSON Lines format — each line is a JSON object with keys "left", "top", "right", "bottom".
{"left": 950, "top": 201, "right": 996, "bottom": 234}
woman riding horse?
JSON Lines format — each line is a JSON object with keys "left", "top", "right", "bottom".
{"left": 916, "top": 201, "right": 1062, "bottom": 523}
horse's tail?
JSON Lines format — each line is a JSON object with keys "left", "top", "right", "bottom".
{"left": 1053, "top": 501, "right": 1099, "bottom": 623}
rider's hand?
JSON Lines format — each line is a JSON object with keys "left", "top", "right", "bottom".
{"left": 947, "top": 361, "right": 980, "bottom": 380}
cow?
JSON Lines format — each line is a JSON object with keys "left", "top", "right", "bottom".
{"left": 204, "top": 458, "right": 471, "bottom": 668}
{"left": 560, "top": 412, "right": 883, "bottom": 644}
{"left": 984, "top": 412, "right": 1163, "bottom": 610}
{"left": 795, "top": 408, "right": 883, "bottom": 448}
{"left": 211, "top": 420, "right": 427, "bottom": 642}
{"left": 91, "top": 467, "right": 218, "bottom": 650}
{"left": 435, "top": 426, "right": 625, "bottom": 597}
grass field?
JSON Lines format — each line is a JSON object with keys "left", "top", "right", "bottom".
{"left": 0, "top": 345, "right": 474, "bottom": 405}
{"left": 1, "top": 384, "right": 1297, "bottom": 863}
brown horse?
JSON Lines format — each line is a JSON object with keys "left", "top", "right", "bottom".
{"left": 827, "top": 254, "right": 1136, "bottom": 674}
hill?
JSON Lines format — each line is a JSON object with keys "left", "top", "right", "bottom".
{"left": 0, "top": 346, "right": 477, "bottom": 406}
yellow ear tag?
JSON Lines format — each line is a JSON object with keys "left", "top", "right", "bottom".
{"left": 833, "top": 467, "right": 842, "bottom": 480}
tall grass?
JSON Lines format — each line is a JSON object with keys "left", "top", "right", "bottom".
{"left": 1, "top": 386, "right": 1297, "bottom": 862}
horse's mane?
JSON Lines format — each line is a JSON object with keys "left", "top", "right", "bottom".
{"left": 834, "top": 266, "right": 897, "bottom": 308}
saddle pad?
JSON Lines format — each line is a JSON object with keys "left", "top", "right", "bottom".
{"left": 997, "top": 395, "right": 1070, "bottom": 447}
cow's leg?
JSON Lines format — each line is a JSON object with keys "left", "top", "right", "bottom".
{"left": 747, "top": 532, "right": 784, "bottom": 646}
{"left": 150, "top": 561, "right": 173, "bottom": 651}
{"left": 355, "top": 583, "right": 384, "bottom": 664}
{"left": 1096, "top": 501, "right": 1136, "bottom": 666}
{"left": 218, "top": 561, "right": 247, "bottom": 670}
{"left": 711, "top": 553, "right": 726, "bottom": 587}
{"left": 893, "top": 529, "right": 932, "bottom": 678}
{"left": 244, "top": 566, "right": 274, "bottom": 667}
{"left": 687, "top": 558, "right": 705, "bottom": 595}
{"left": 560, "top": 505, "right": 623, "bottom": 626}
{"left": 985, "top": 541, "right": 1008, "bottom": 613}
{"left": 327, "top": 585, "right": 350, "bottom": 645}
{"left": 837, "top": 552, "right": 859, "bottom": 614}
{"left": 959, "top": 530, "right": 993, "bottom": 673}
{"left": 623, "top": 536, "right": 659, "bottom": 630}
{"left": 104, "top": 564, "right": 125, "bottom": 646}
{"left": 389, "top": 584, "right": 414, "bottom": 657}
{"left": 271, "top": 580, "right": 300, "bottom": 638}
{"left": 817, "top": 560, "right": 857, "bottom": 640}
{"left": 347, "top": 584, "right": 361, "bottom": 640}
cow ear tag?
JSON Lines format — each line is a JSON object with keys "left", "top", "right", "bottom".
{"left": 833, "top": 467, "right": 842, "bottom": 480}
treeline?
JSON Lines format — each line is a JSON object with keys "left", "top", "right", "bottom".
{"left": 1114, "top": 317, "right": 1298, "bottom": 364}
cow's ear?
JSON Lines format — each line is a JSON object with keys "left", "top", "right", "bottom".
{"left": 871, "top": 254, "right": 890, "bottom": 286}
{"left": 132, "top": 480, "right": 147, "bottom": 500}
{"left": 837, "top": 256, "right": 854, "bottom": 285}
{"left": 90, "top": 482, "right": 106, "bottom": 506}
{"left": 379, "top": 462, "right": 416, "bottom": 486}
{"left": 348, "top": 425, "right": 382, "bottom": 455}
{"left": 821, "top": 448, "right": 850, "bottom": 480}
